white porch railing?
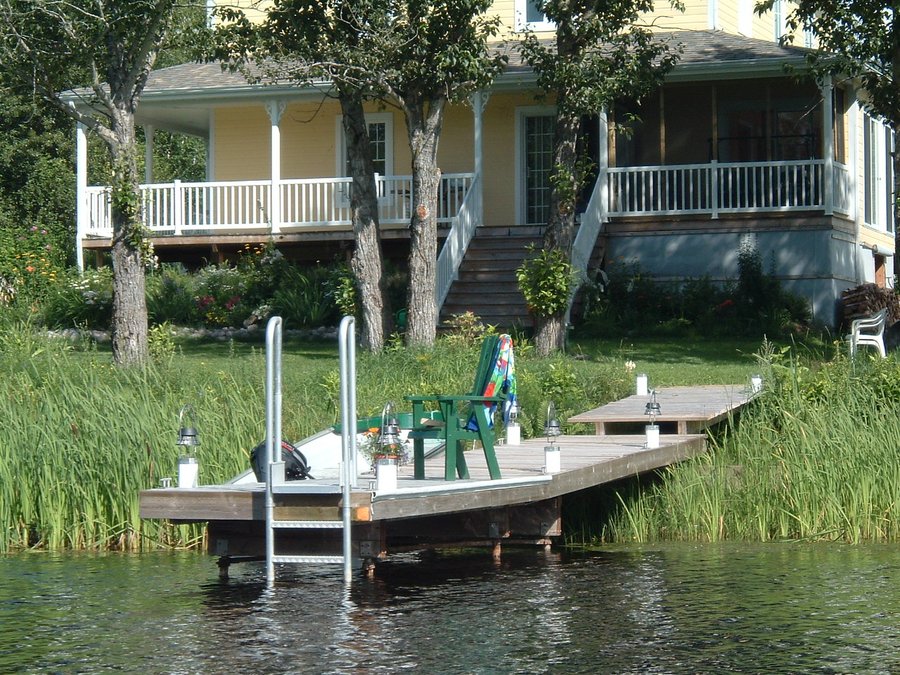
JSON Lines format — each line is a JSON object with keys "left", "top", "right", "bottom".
{"left": 607, "top": 159, "right": 850, "bottom": 218}
{"left": 83, "top": 173, "right": 475, "bottom": 237}
{"left": 435, "top": 174, "right": 482, "bottom": 308}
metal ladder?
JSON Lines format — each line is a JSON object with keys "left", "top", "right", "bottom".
{"left": 264, "top": 316, "right": 358, "bottom": 585}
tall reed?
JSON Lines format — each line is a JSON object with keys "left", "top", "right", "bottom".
{"left": 604, "top": 349, "right": 900, "bottom": 544}
{"left": 0, "top": 324, "right": 633, "bottom": 552}
{"left": 0, "top": 314, "right": 348, "bottom": 551}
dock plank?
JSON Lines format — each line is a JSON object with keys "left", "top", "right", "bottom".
{"left": 568, "top": 384, "right": 754, "bottom": 434}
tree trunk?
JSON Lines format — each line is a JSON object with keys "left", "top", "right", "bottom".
{"left": 341, "top": 94, "right": 387, "bottom": 352}
{"left": 534, "top": 89, "right": 582, "bottom": 354}
{"left": 533, "top": 312, "right": 566, "bottom": 356}
{"left": 108, "top": 108, "right": 149, "bottom": 366}
{"left": 404, "top": 96, "right": 445, "bottom": 348}
{"left": 544, "top": 107, "right": 581, "bottom": 256}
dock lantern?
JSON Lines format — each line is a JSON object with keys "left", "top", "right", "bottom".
{"left": 375, "top": 402, "right": 401, "bottom": 492}
{"left": 636, "top": 373, "right": 649, "bottom": 396}
{"left": 644, "top": 390, "right": 660, "bottom": 449}
{"left": 379, "top": 401, "right": 401, "bottom": 449}
{"left": 176, "top": 404, "right": 200, "bottom": 488}
{"left": 543, "top": 402, "right": 562, "bottom": 474}
{"left": 506, "top": 402, "right": 521, "bottom": 445}
{"left": 750, "top": 374, "right": 763, "bottom": 394}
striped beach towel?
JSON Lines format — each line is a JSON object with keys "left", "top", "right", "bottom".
{"left": 467, "top": 334, "right": 516, "bottom": 431}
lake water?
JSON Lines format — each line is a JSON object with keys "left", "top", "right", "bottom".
{"left": 1, "top": 543, "right": 898, "bottom": 673}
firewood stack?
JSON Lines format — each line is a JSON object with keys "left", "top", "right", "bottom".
{"left": 841, "top": 283, "right": 900, "bottom": 328}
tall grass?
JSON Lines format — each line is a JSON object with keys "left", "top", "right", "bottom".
{"left": 603, "top": 347, "right": 900, "bottom": 544}
{"left": 0, "top": 323, "right": 640, "bottom": 553}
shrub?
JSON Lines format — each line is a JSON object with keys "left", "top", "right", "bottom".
{"left": 0, "top": 224, "right": 65, "bottom": 308}
{"left": 272, "top": 264, "right": 338, "bottom": 329}
{"left": 194, "top": 265, "right": 248, "bottom": 327}
{"left": 579, "top": 245, "right": 811, "bottom": 339}
{"left": 41, "top": 267, "right": 113, "bottom": 329}
{"left": 516, "top": 245, "right": 577, "bottom": 319}
{"left": 326, "top": 263, "right": 357, "bottom": 317}
{"left": 146, "top": 264, "right": 199, "bottom": 326}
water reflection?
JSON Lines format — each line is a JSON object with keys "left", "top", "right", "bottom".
{"left": 0, "top": 544, "right": 898, "bottom": 673}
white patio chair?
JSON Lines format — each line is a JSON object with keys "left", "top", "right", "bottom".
{"left": 847, "top": 307, "right": 888, "bottom": 358}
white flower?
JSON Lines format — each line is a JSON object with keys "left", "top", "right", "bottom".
{"left": 624, "top": 360, "right": 636, "bottom": 372}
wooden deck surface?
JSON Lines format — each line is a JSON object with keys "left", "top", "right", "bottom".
{"left": 568, "top": 384, "right": 754, "bottom": 435}
{"left": 139, "top": 434, "right": 706, "bottom": 523}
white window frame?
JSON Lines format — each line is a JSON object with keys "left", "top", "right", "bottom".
{"left": 515, "top": 105, "right": 557, "bottom": 226}
{"left": 773, "top": 0, "right": 785, "bottom": 40}
{"left": 863, "top": 113, "right": 894, "bottom": 234}
{"left": 514, "top": 0, "right": 555, "bottom": 32}
{"left": 334, "top": 112, "right": 394, "bottom": 178}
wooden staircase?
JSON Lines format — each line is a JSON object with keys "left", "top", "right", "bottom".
{"left": 439, "top": 225, "right": 608, "bottom": 330}
{"left": 439, "top": 227, "right": 542, "bottom": 330}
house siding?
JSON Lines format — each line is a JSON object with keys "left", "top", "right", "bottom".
{"left": 482, "top": 92, "right": 542, "bottom": 226}
{"left": 489, "top": 0, "right": 518, "bottom": 37}
{"left": 215, "top": 102, "right": 414, "bottom": 181}
{"left": 214, "top": 107, "right": 271, "bottom": 180}
{"left": 716, "top": 0, "right": 740, "bottom": 33}
{"left": 644, "top": 0, "right": 710, "bottom": 31}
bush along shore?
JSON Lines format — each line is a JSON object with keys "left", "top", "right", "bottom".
{"left": 597, "top": 343, "right": 900, "bottom": 544}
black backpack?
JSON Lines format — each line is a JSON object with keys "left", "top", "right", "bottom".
{"left": 250, "top": 439, "right": 312, "bottom": 482}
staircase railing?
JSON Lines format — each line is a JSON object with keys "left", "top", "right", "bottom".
{"left": 571, "top": 168, "right": 608, "bottom": 288}
{"left": 435, "top": 173, "right": 482, "bottom": 311}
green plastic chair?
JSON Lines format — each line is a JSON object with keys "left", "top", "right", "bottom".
{"left": 406, "top": 335, "right": 504, "bottom": 481}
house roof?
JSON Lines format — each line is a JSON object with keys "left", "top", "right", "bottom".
{"left": 83, "top": 29, "right": 815, "bottom": 135}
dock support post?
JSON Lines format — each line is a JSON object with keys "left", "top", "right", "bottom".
{"left": 492, "top": 540, "right": 502, "bottom": 562}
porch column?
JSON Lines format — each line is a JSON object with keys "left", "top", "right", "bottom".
{"left": 848, "top": 92, "right": 859, "bottom": 223}
{"left": 144, "top": 124, "right": 155, "bottom": 184}
{"left": 206, "top": 109, "right": 215, "bottom": 181}
{"left": 822, "top": 75, "right": 834, "bottom": 215}
{"left": 598, "top": 108, "right": 609, "bottom": 221}
{"left": 472, "top": 90, "right": 490, "bottom": 225}
{"left": 75, "top": 121, "right": 88, "bottom": 273}
{"left": 266, "top": 100, "right": 286, "bottom": 233}
{"left": 849, "top": 92, "right": 862, "bottom": 283}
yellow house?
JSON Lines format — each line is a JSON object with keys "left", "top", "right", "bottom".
{"left": 73, "top": 0, "right": 895, "bottom": 327}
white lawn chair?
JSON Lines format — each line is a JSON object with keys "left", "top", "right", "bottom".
{"left": 847, "top": 307, "right": 888, "bottom": 358}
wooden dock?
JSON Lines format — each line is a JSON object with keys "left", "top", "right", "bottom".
{"left": 568, "top": 384, "right": 754, "bottom": 435}
{"left": 141, "top": 433, "right": 706, "bottom": 567}
{"left": 140, "top": 384, "right": 753, "bottom": 570}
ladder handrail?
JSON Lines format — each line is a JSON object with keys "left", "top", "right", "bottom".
{"left": 265, "top": 315, "right": 356, "bottom": 585}
{"left": 338, "top": 315, "right": 357, "bottom": 583}
{"left": 265, "top": 316, "right": 283, "bottom": 585}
